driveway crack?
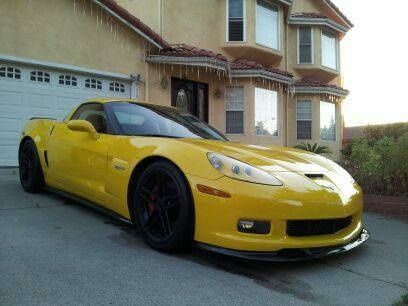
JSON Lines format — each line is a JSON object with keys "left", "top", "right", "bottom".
{"left": 324, "top": 262, "right": 407, "bottom": 289}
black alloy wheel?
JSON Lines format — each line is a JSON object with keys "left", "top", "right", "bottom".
{"left": 133, "top": 160, "right": 194, "bottom": 252}
{"left": 19, "top": 139, "right": 44, "bottom": 193}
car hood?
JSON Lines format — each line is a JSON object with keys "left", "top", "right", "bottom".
{"left": 181, "top": 138, "right": 334, "bottom": 174}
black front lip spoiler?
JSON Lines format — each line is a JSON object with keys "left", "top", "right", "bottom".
{"left": 196, "top": 229, "right": 370, "bottom": 262}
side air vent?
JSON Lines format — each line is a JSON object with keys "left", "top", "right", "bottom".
{"left": 44, "top": 151, "right": 49, "bottom": 167}
{"left": 305, "top": 173, "right": 324, "bottom": 179}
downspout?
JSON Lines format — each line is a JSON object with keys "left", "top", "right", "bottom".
{"left": 285, "top": 13, "right": 289, "bottom": 147}
{"left": 145, "top": 61, "right": 150, "bottom": 102}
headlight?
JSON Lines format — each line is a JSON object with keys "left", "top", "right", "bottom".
{"left": 207, "top": 153, "right": 282, "bottom": 186}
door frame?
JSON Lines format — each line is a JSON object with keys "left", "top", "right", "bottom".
{"left": 171, "top": 77, "right": 209, "bottom": 122}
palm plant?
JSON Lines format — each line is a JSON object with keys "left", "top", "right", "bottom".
{"left": 294, "top": 142, "right": 332, "bottom": 155}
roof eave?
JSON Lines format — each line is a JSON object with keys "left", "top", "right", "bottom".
{"left": 294, "top": 86, "right": 349, "bottom": 98}
{"left": 145, "top": 55, "right": 229, "bottom": 71}
{"left": 92, "top": 0, "right": 167, "bottom": 49}
{"left": 230, "top": 69, "right": 293, "bottom": 85}
{"left": 287, "top": 17, "right": 350, "bottom": 33}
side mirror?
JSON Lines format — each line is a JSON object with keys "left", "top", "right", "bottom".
{"left": 67, "top": 120, "right": 99, "bottom": 140}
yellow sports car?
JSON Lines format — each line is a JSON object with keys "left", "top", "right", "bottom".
{"left": 19, "top": 98, "right": 369, "bottom": 260}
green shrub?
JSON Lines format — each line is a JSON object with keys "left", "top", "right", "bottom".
{"left": 342, "top": 132, "right": 408, "bottom": 195}
{"left": 294, "top": 142, "right": 332, "bottom": 155}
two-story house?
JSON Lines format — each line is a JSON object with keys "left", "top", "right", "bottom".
{"left": 0, "top": 0, "right": 352, "bottom": 166}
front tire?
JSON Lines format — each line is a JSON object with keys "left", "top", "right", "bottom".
{"left": 132, "top": 160, "right": 194, "bottom": 252}
{"left": 19, "top": 139, "right": 44, "bottom": 193}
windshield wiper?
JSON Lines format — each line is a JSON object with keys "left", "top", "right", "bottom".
{"left": 135, "top": 134, "right": 182, "bottom": 138}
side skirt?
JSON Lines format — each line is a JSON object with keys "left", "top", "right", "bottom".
{"left": 43, "top": 186, "right": 133, "bottom": 225}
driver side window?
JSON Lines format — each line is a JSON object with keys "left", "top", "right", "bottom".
{"left": 71, "top": 103, "right": 107, "bottom": 134}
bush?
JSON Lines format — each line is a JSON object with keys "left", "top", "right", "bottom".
{"left": 341, "top": 132, "right": 408, "bottom": 195}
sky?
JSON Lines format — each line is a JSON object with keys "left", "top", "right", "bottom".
{"left": 333, "top": 0, "right": 408, "bottom": 127}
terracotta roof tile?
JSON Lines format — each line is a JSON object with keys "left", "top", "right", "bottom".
{"left": 98, "top": 0, "right": 170, "bottom": 48}
{"left": 158, "top": 44, "right": 228, "bottom": 61}
{"left": 291, "top": 12, "right": 329, "bottom": 19}
{"left": 231, "top": 59, "right": 293, "bottom": 78}
{"left": 295, "top": 78, "right": 346, "bottom": 91}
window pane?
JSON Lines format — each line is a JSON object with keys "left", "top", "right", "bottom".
{"left": 228, "top": 0, "right": 243, "bottom": 41}
{"left": 229, "top": 0, "right": 243, "bottom": 18}
{"left": 299, "top": 27, "right": 312, "bottom": 63}
{"left": 226, "top": 86, "right": 244, "bottom": 110}
{"left": 255, "top": 87, "right": 278, "bottom": 136}
{"left": 322, "top": 31, "right": 337, "bottom": 69}
{"left": 297, "top": 121, "right": 312, "bottom": 139}
{"left": 226, "top": 111, "right": 244, "bottom": 134}
{"left": 256, "top": 0, "right": 279, "bottom": 49}
{"left": 320, "top": 101, "right": 336, "bottom": 141}
{"left": 296, "top": 100, "right": 312, "bottom": 120}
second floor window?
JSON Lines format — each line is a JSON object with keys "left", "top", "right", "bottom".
{"left": 227, "top": 0, "right": 244, "bottom": 41}
{"left": 320, "top": 101, "right": 336, "bottom": 141}
{"left": 255, "top": 87, "right": 278, "bottom": 136}
{"left": 322, "top": 30, "right": 338, "bottom": 70}
{"left": 225, "top": 86, "right": 244, "bottom": 134}
{"left": 256, "top": 0, "right": 279, "bottom": 50}
{"left": 297, "top": 100, "right": 312, "bottom": 139}
{"left": 298, "top": 27, "right": 313, "bottom": 64}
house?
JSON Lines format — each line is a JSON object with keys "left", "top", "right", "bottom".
{"left": 0, "top": 0, "right": 352, "bottom": 166}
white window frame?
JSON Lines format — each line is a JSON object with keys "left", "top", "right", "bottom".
{"left": 255, "top": 0, "right": 280, "bottom": 51}
{"left": 296, "top": 100, "right": 313, "bottom": 140}
{"left": 226, "top": 0, "right": 246, "bottom": 42}
{"left": 321, "top": 29, "right": 339, "bottom": 71}
{"left": 225, "top": 85, "right": 245, "bottom": 135}
{"left": 254, "top": 87, "right": 279, "bottom": 137}
{"left": 297, "top": 26, "right": 314, "bottom": 64}
{"left": 319, "top": 100, "right": 337, "bottom": 142}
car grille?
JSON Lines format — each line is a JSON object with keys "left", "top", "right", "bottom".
{"left": 286, "top": 216, "right": 352, "bottom": 237}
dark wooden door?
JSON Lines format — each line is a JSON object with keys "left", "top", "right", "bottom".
{"left": 171, "top": 77, "right": 208, "bottom": 122}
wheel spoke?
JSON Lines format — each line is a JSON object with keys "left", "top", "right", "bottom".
{"left": 139, "top": 191, "right": 157, "bottom": 207}
{"left": 143, "top": 212, "right": 161, "bottom": 232}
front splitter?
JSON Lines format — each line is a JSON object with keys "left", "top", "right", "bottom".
{"left": 196, "top": 228, "right": 370, "bottom": 262}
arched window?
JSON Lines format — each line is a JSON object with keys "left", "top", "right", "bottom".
{"left": 0, "top": 66, "right": 21, "bottom": 79}
{"left": 30, "top": 71, "right": 50, "bottom": 83}
{"left": 59, "top": 75, "right": 77, "bottom": 86}
{"left": 85, "top": 78, "right": 102, "bottom": 90}
{"left": 109, "top": 82, "right": 125, "bottom": 93}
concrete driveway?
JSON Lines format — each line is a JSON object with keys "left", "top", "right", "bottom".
{"left": 1, "top": 172, "right": 407, "bottom": 306}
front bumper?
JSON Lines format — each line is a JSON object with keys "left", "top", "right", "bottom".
{"left": 197, "top": 228, "right": 369, "bottom": 261}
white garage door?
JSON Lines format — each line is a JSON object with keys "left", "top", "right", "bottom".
{"left": 0, "top": 61, "right": 133, "bottom": 166}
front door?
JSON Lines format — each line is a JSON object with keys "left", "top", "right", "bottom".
{"left": 171, "top": 78, "right": 208, "bottom": 122}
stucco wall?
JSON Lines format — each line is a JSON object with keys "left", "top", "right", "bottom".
{"left": 0, "top": 0, "right": 150, "bottom": 77}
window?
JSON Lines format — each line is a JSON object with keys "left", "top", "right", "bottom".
{"left": 85, "top": 78, "right": 102, "bottom": 90}
{"left": 320, "top": 101, "right": 336, "bottom": 141}
{"left": 254, "top": 87, "right": 278, "bottom": 136}
{"left": 256, "top": 0, "right": 279, "bottom": 50}
{"left": 322, "top": 30, "right": 337, "bottom": 70}
{"left": 109, "top": 82, "right": 125, "bottom": 93}
{"left": 298, "top": 27, "right": 313, "bottom": 64}
{"left": 71, "top": 103, "right": 107, "bottom": 133}
{"left": 225, "top": 86, "right": 244, "bottom": 134}
{"left": 0, "top": 66, "right": 21, "bottom": 79}
{"left": 30, "top": 71, "right": 50, "bottom": 83}
{"left": 227, "top": 0, "right": 244, "bottom": 41}
{"left": 59, "top": 75, "right": 77, "bottom": 86}
{"left": 296, "top": 100, "right": 312, "bottom": 139}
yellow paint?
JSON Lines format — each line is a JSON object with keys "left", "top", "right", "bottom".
{"left": 21, "top": 99, "right": 364, "bottom": 252}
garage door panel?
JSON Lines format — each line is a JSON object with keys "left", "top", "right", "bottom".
{"left": 0, "top": 62, "right": 131, "bottom": 166}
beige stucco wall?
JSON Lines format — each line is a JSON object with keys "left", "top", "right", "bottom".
{"left": 0, "top": 0, "right": 151, "bottom": 81}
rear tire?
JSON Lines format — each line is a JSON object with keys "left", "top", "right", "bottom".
{"left": 19, "top": 139, "right": 44, "bottom": 193}
{"left": 132, "top": 160, "right": 194, "bottom": 252}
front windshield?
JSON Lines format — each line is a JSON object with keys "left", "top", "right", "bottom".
{"left": 106, "top": 102, "right": 228, "bottom": 141}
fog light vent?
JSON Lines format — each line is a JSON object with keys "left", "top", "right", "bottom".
{"left": 237, "top": 220, "right": 270, "bottom": 234}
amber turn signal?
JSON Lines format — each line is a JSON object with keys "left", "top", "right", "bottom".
{"left": 196, "top": 184, "right": 231, "bottom": 198}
